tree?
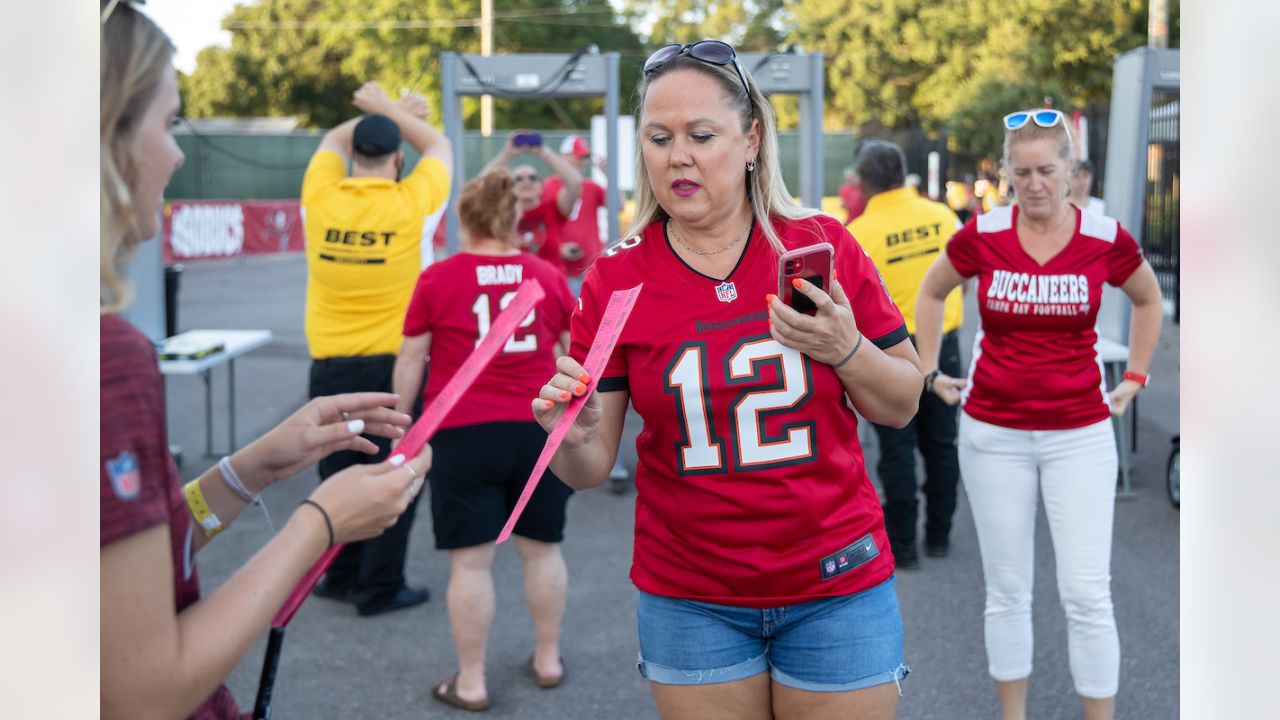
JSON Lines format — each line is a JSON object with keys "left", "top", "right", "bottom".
{"left": 787, "top": 0, "right": 1170, "bottom": 156}
{"left": 179, "top": 0, "right": 644, "bottom": 129}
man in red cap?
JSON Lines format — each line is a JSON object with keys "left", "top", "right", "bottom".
{"left": 544, "top": 134, "right": 608, "bottom": 293}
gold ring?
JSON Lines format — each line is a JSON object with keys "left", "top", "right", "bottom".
{"left": 403, "top": 464, "right": 418, "bottom": 481}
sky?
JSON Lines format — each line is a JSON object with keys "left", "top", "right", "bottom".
{"left": 145, "top": 0, "right": 239, "bottom": 74}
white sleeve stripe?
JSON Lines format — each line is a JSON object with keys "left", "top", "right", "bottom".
{"left": 976, "top": 205, "right": 1014, "bottom": 233}
{"left": 1079, "top": 211, "right": 1119, "bottom": 243}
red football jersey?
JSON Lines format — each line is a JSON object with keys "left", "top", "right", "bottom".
{"left": 404, "top": 252, "right": 574, "bottom": 430}
{"left": 517, "top": 198, "right": 566, "bottom": 273}
{"left": 571, "top": 215, "right": 909, "bottom": 607}
{"left": 543, "top": 177, "right": 607, "bottom": 277}
{"left": 101, "top": 315, "right": 241, "bottom": 719}
{"left": 946, "top": 205, "right": 1143, "bottom": 430}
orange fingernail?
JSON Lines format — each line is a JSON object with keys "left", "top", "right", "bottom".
{"left": 560, "top": 391, "right": 570, "bottom": 400}
{"left": 579, "top": 373, "right": 590, "bottom": 384}
{"left": 766, "top": 294, "right": 776, "bottom": 305}
{"left": 574, "top": 383, "right": 586, "bottom": 395}
{"left": 792, "top": 278, "right": 804, "bottom": 289}
{"left": 544, "top": 400, "right": 554, "bottom": 409}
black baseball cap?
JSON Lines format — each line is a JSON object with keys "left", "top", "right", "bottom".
{"left": 353, "top": 114, "right": 400, "bottom": 157}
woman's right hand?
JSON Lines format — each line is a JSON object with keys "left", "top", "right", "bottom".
{"left": 532, "top": 355, "right": 602, "bottom": 448}
{"left": 929, "top": 373, "right": 968, "bottom": 407}
{"left": 306, "top": 443, "right": 432, "bottom": 544}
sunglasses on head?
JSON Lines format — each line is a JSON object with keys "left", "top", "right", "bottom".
{"left": 1003, "top": 109, "right": 1066, "bottom": 131}
{"left": 644, "top": 40, "right": 751, "bottom": 98}
{"left": 513, "top": 173, "right": 539, "bottom": 183}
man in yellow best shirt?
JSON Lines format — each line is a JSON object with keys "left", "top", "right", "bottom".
{"left": 847, "top": 140, "right": 964, "bottom": 570}
{"left": 302, "top": 81, "right": 451, "bottom": 615}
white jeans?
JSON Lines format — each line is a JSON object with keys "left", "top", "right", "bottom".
{"left": 959, "top": 414, "right": 1120, "bottom": 698}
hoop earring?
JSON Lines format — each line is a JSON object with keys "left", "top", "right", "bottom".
{"left": 747, "top": 160, "right": 756, "bottom": 172}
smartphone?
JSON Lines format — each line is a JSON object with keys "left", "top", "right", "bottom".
{"left": 777, "top": 243, "right": 834, "bottom": 316}
{"left": 513, "top": 132, "right": 543, "bottom": 148}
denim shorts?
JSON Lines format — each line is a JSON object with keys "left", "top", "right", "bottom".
{"left": 636, "top": 577, "right": 908, "bottom": 692}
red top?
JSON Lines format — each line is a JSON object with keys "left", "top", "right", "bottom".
{"left": 571, "top": 215, "right": 909, "bottom": 607}
{"left": 517, "top": 198, "right": 566, "bottom": 273}
{"left": 100, "top": 315, "right": 240, "bottom": 719}
{"left": 404, "top": 252, "right": 574, "bottom": 431}
{"left": 543, "top": 176, "right": 607, "bottom": 277}
{"left": 946, "top": 205, "right": 1144, "bottom": 430}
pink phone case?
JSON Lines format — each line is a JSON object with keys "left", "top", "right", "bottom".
{"left": 777, "top": 243, "right": 834, "bottom": 315}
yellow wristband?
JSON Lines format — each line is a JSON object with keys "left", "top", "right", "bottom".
{"left": 183, "top": 479, "right": 225, "bottom": 538}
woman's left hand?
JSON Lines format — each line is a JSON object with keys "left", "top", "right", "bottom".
{"left": 230, "top": 392, "right": 412, "bottom": 494}
{"left": 768, "top": 277, "right": 861, "bottom": 366}
{"left": 1108, "top": 379, "right": 1142, "bottom": 417}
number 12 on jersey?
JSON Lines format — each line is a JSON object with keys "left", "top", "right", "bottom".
{"left": 472, "top": 291, "right": 537, "bottom": 353}
{"left": 665, "top": 336, "right": 817, "bottom": 475}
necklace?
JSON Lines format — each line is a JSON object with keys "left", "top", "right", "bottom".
{"left": 670, "top": 220, "right": 752, "bottom": 256}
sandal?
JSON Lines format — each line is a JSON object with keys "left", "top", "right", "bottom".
{"left": 526, "top": 655, "right": 565, "bottom": 689}
{"left": 432, "top": 674, "right": 490, "bottom": 712}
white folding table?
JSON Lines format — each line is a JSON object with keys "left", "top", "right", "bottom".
{"left": 159, "top": 329, "right": 273, "bottom": 457}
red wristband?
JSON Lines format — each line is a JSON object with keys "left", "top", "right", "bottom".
{"left": 1122, "top": 370, "right": 1149, "bottom": 387}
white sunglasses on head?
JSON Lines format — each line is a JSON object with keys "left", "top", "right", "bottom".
{"left": 1003, "top": 109, "right": 1065, "bottom": 130}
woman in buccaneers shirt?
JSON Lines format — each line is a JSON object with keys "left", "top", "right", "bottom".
{"left": 393, "top": 169, "right": 575, "bottom": 712}
{"left": 533, "top": 42, "right": 922, "bottom": 719}
{"left": 915, "top": 109, "right": 1163, "bottom": 720}
{"left": 100, "top": 4, "right": 431, "bottom": 718}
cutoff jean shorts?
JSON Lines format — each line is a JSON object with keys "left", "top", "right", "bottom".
{"left": 636, "top": 576, "right": 908, "bottom": 692}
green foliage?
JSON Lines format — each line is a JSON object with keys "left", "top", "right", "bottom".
{"left": 179, "top": 0, "right": 1181, "bottom": 161}
{"left": 620, "top": 0, "right": 788, "bottom": 50}
{"left": 180, "top": 0, "right": 645, "bottom": 129}
{"left": 787, "top": 0, "right": 1170, "bottom": 158}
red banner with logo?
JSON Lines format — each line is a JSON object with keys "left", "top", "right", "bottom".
{"left": 163, "top": 200, "right": 305, "bottom": 263}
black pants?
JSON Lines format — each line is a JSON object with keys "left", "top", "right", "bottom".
{"left": 309, "top": 354, "right": 425, "bottom": 606}
{"left": 873, "top": 332, "right": 962, "bottom": 552}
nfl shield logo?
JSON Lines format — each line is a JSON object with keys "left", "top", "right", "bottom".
{"left": 106, "top": 451, "right": 142, "bottom": 501}
{"left": 715, "top": 281, "right": 738, "bottom": 303}
{"left": 824, "top": 559, "right": 837, "bottom": 575}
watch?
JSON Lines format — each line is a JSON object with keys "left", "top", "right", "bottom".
{"left": 1122, "top": 370, "right": 1149, "bottom": 387}
{"left": 924, "top": 369, "right": 942, "bottom": 394}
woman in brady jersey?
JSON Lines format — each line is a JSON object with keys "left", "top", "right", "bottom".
{"left": 100, "top": 4, "right": 431, "bottom": 718}
{"left": 915, "top": 109, "right": 1163, "bottom": 720}
{"left": 393, "top": 169, "right": 576, "bottom": 712}
{"left": 534, "top": 41, "right": 924, "bottom": 719}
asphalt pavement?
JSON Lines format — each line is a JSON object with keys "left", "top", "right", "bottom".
{"left": 167, "top": 252, "right": 1179, "bottom": 719}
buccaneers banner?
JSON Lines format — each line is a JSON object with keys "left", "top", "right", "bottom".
{"left": 163, "top": 200, "right": 305, "bottom": 263}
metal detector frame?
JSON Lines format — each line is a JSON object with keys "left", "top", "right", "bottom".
{"left": 441, "top": 52, "right": 621, "bottom": 255}
{"left": 739, "top": 51, "right": 826, "bottom": 210}
{"left": 441, "top": 50, "right": 827, "bottom": 254}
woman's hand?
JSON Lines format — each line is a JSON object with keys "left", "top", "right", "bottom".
{"left": 767, "top": 277, "right": 860, "bottom": 366}
{"left": 929, "top": 373, "right": 968, "bottom": 407}
{"left": 1108, "top": 379, "right": 1142, "bottom": 416}
{"left": 231, "top": 393, "right": 412, "bottom": 495}
{"left": 532, "top": 355, "right": 603, "bottom": 449}
{"left": 309, "top": 444, "right": 432, "bottom": 544}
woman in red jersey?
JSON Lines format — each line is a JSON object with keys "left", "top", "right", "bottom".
{"left": 99, "top": 4, "right": 431, "bottom": 719}
{"left": 533, "top": 41, "right": 923, "bottom": 720}
{"left": 914, "top": 109, "right": 1163, "bottom": 720}
{"left": 393, "top": 169, "right": 576, "bottom": 712}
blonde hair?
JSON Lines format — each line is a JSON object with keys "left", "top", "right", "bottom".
{"left": 100, "top": 1, "right": 175, "bottom": 313}
{"left": 458, "top": 169, "right": 520, "bottom": 246}
{"left": 1002, "top": 117, "right": 1074, "bottom": 168}
{"left": 625, "top": 54, "right": 817, "bottom": 256}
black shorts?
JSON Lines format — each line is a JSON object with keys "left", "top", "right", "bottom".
{"left": 429, "top": 421, "right": 574, "bottom": 549}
